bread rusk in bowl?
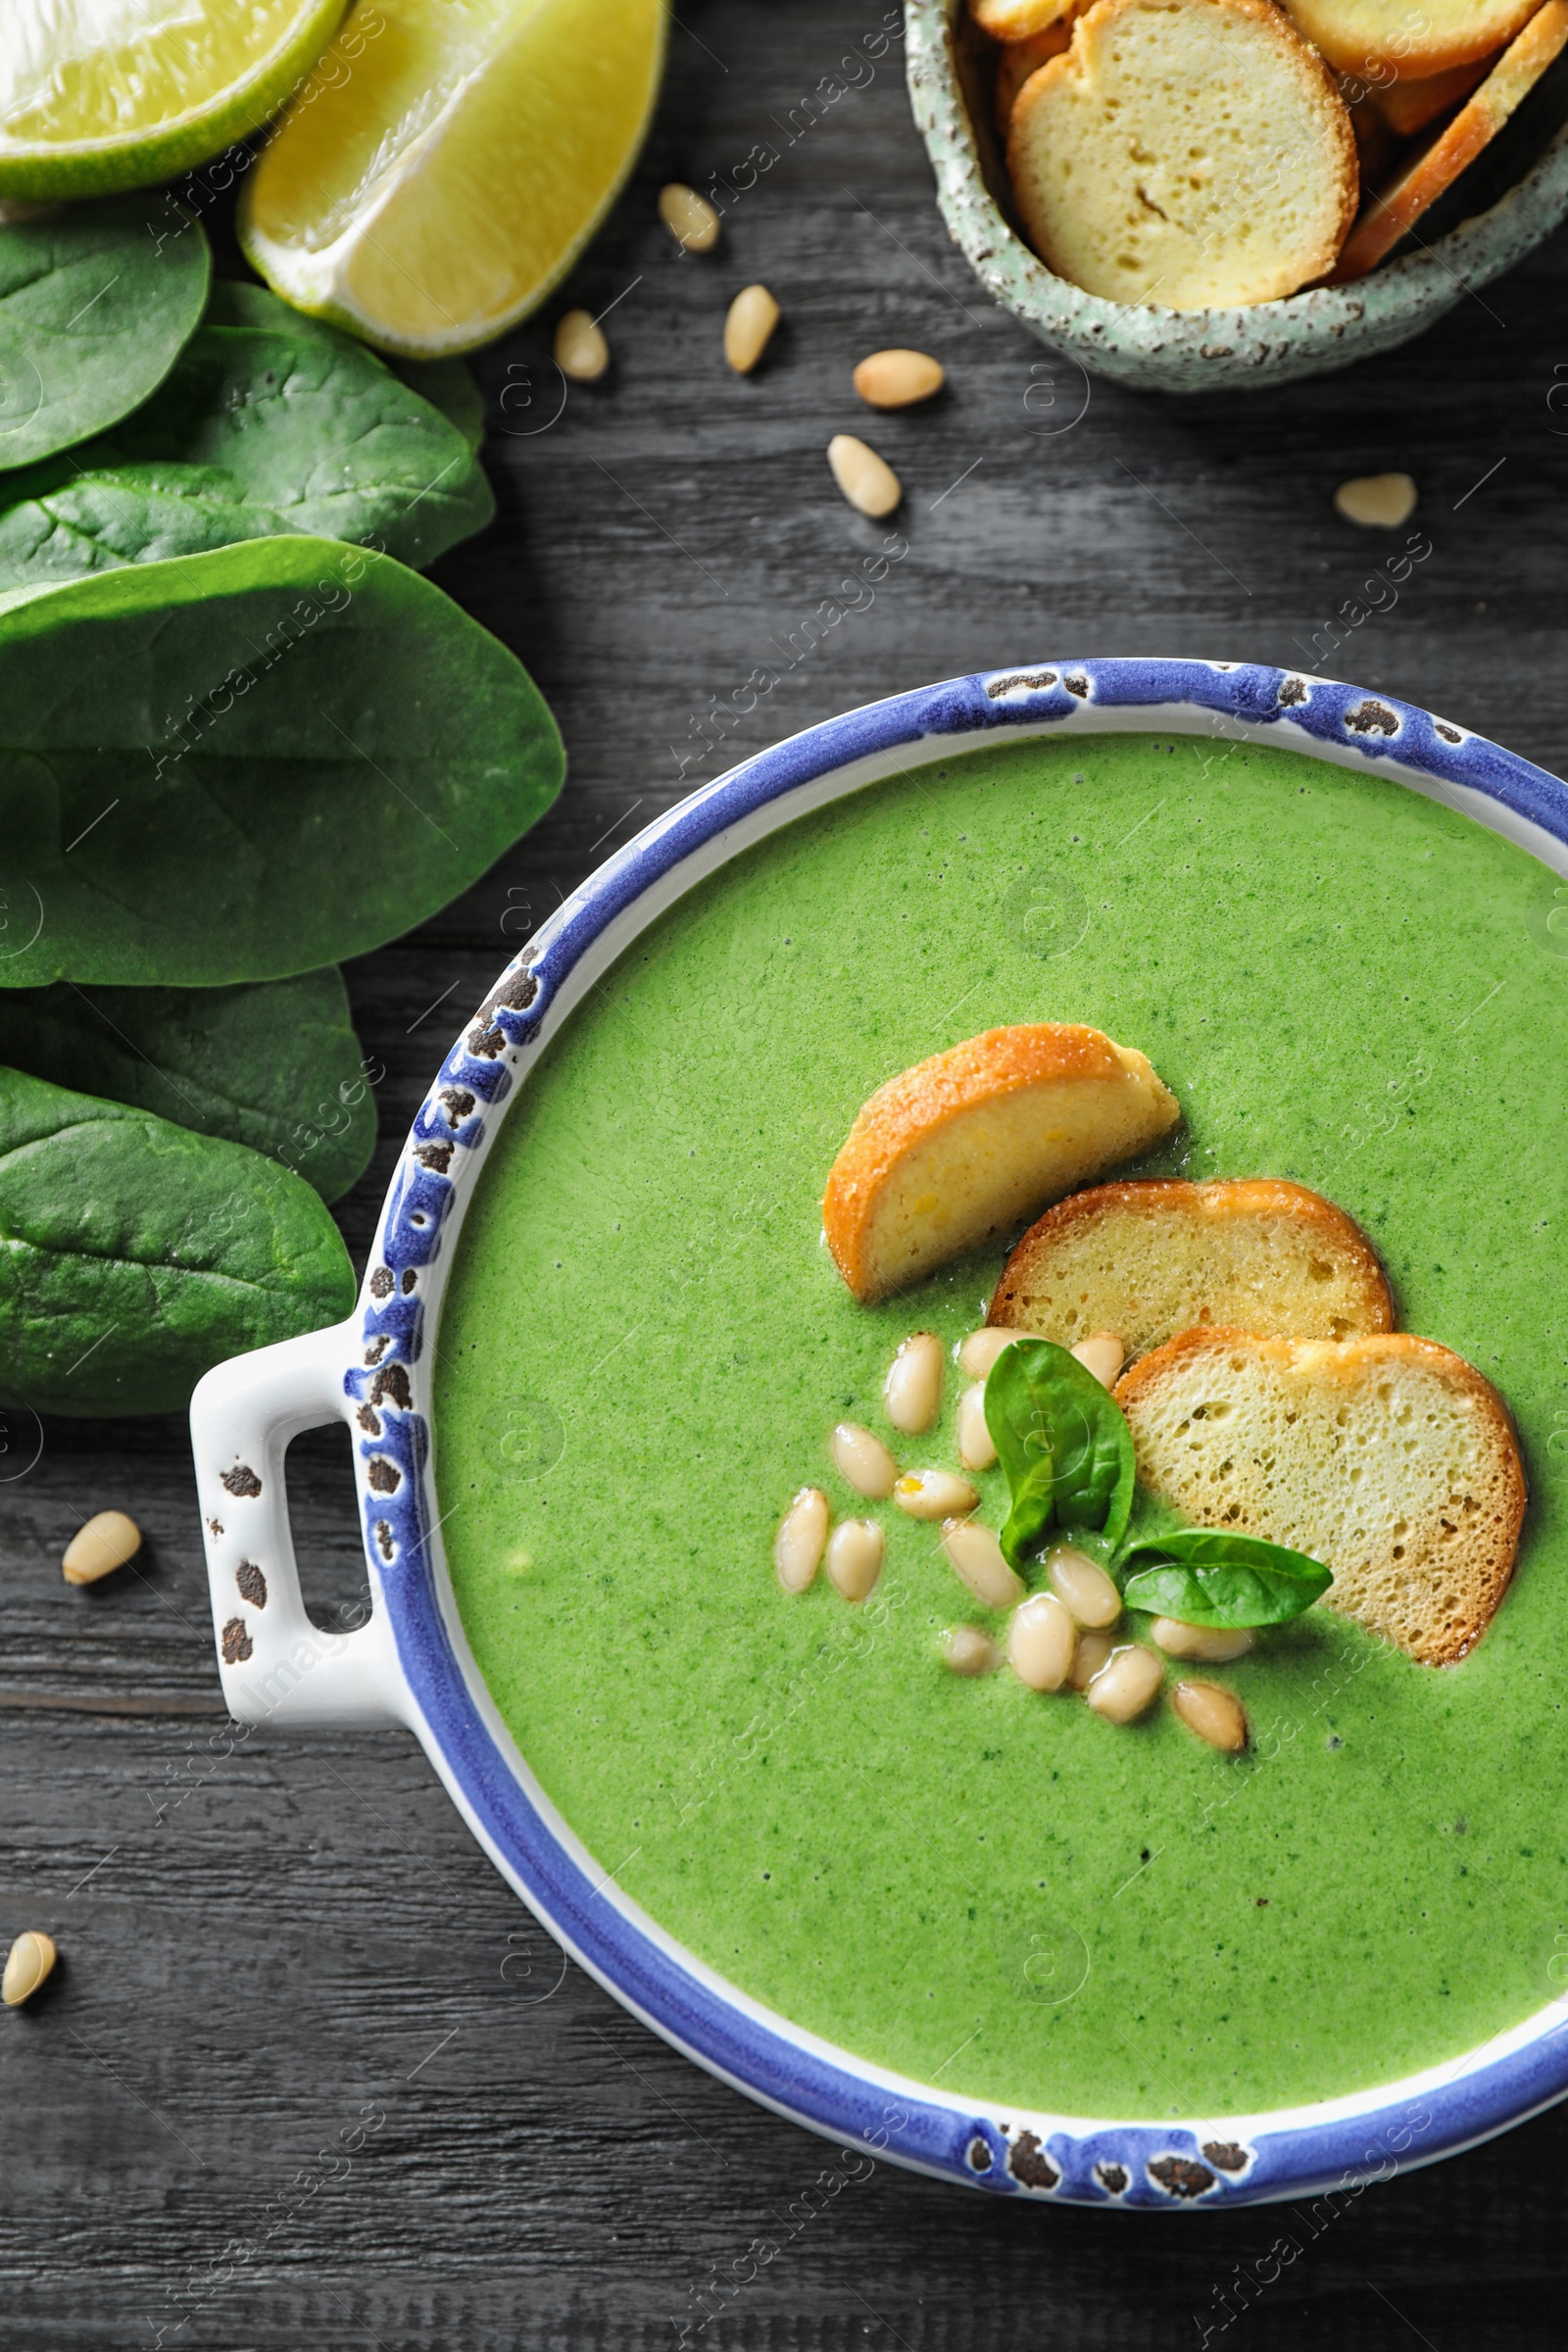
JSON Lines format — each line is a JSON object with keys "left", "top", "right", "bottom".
{"left": 1281, "top": 0, "right": 1541, "bottom": 78}
{"left": 1332, "top": 1, "right": 1568, "bottom": 281}
{"left": 1116, "top": 1329, "right": 1527, "bottom": 1665}
{"left": 822, "top": 1022, "right": 1179, "bottom": 1302}
{"left": 1007, "top": 0, "right": 1358, "bottom": 309}
{"left": 971, "top": 0, "right": 1075, "bottom": 31}
{"left": 907, "top": 0, "right": 1568, "bottom": 391}
{"left": 991, "top": 1177, "right": 1394, "bottom": 1361}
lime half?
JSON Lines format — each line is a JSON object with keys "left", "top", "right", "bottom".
{"left": 0, "top": 0, "right": 352, "bottom": 201}
{"left": 239, "top": 0, "right": 668, "bottom": 359}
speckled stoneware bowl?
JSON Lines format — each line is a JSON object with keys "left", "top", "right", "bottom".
{"left": 906, "top": 0, "right": 1568, "bottom": 393}
{"left": 194, "top": 660, "right": 1568, "bottom": 2209}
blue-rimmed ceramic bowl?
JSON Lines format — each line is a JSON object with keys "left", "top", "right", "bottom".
{"left": 193, "top": 659, "right": 1568, "bottom": 2209}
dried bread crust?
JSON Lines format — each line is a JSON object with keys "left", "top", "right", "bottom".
{"left": 1116, "top": 1328, "right": 1526, "bottom": 1665}
{"left": 1333, "top": 1, "right": 1568, "bottom": 280}
{"left": 995, "top": 21, "right": 1074, "bottom": 129}
{"left": 1007, "top": 0, "right": 1359, "bottom": 310}
{"left": 822, "top": 1023, "right": 1179, "bottom": 1302}
{"left": 1281, "top": 0, "right": 1539, "bottom": 77}
{"left": 972, "top": 0, "right": 1077, "bottom": 35}
{"left": 990, "top": 1176, "right": 1394, "bottom": 1356}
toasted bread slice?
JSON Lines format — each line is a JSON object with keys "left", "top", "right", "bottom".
{"left": 990, "top": 1178, "right": 1394, "bottom": 1359}
{"left": 1370, "top": 55, "right": 1494, "bottom": 137}
{"left": 1282, "top": 0, "right": 1537, "bottom": 78}
{"left": 823, "top": 1024, "right": 1180, "bottom": 1303}
{"left": 1343, "top": 77, "right": 1401, "bottom": 181}
{"left": 1007, "top": 0, "right": 1358, "bottom": 310}
{"left": 996, "top": 22, "right": 1073, "bottom": 130}
{"left": 1116, "top": 1330, "right": 1526, "bottom": 1665}
{"left": 972, "top": 0, "right": 1076, "bottom": 37}
{"left": 1333, "top": 3, "right": 1568, "bottom": 279}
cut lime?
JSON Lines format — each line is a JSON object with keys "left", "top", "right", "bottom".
{"left": 0, "top": 0, "right": 352, "bottom": 201}
{"left": 239, "top": 0, "right": 668, "bottom": 359}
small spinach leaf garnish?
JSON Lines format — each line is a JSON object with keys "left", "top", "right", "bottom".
{"left": 0, "top": 200, "right": 211, "bottom": 470}
{"left": 0, "top": 534, "right": 564, "bottom": 987}
{"left": 983, "top": 1339, "right": 1330, "bottom": 1621}
{"left": 1120, "top": 1529, "right": 1332, "bottom": 1628}
{"left": 0, "top": 1066, "right": 355, "bottom": 1417}
{"left": 984, "top": 1339, "right": 1136, "bottom": 1567}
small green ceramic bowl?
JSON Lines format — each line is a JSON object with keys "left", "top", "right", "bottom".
{"left": 906, "top": 0, "right": 1568, "bottom": 394}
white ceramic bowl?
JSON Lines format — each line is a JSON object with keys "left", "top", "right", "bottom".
{"left": 193, "top": 659, "right": 1568, "bottom": 2207}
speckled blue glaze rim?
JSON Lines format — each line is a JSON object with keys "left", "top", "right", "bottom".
{"left": 354, "top": 660, "right": 1568, "bottom": 2207}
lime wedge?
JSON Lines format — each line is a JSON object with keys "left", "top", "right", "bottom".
{"left": 0, "top": 0, "right": 353, "bottom": 200}
{"left": 239, "top": 0, "right": 667, "bottom": 358}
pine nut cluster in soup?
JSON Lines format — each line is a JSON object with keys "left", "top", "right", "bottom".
{"left": 434, "top": 730, "right": 1568, "bottom": 2119}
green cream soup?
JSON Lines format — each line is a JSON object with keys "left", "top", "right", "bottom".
{"left": 433, "top": 733, "right": 1568, "bottom": 2118}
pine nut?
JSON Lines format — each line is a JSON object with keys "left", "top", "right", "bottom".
{"left": 1008, "top": 1592, "right": 1076, "bottom": 1691}
{"left": 1334, "top": 473, "right": 1416, "bottom": 530}
{"left": 774, "top": 1487, "right": 829, "bottom": 1592}
{"left": 1047, "top": 1543, "right": 1122, "bottom": 1629}
{"left": 1151, "top": 1617, "right": 1255, "bottom": 1662}
{"left": 958, "top": 1327, "right": 1030, "bottom": 1379}
{"left": 826, "top": 1517, "right": 884, "bottom": 1602}
{"left": 1172, "top": 1679, "right": 1250, "bottom": 1753}
{"left": 1070, "top": 1332, "right": 1125, "bottom": 1389}
{"left": 724, "top": 283, "right": 779, "bottom": 373}
{"left": 896, "top": 1468, "right": 978, "bottom": 1522}
{"left": 1086, "top": 1643, "right": 1163, "bottom": 1724}
{"left": 2, "top": 1931, "right": 57, "bottom": 2006}
{"left": 853, "top": 348, "right": 946, "bottom": 409}
{"left": 830, "top": 1421, "right": 898, "bottom": 1498}
{"left": 956, "top": 1381, "right": 997, "bottom": 1471}
{"left": 944, "top": 1625, "right": 1001, "bottom": 1676}
{"left": 554, "top": 309, "right": 609, "bottom": 381}
{"left": 659, "top": 181, "right": 720, "bottom": 252}
{"left": 1068, "top": 1628, "right": 1115, "bottom": 1690}
{"left": 885, "top": 1330, "right": 943, "bottom": 1434}
{"left": 827, "top": 433, "right": 902, "bottom": 518}
{"left": 941, "top": 1516, "right": 1024, "bottom": 1608}
{"left": 62, "top": 1509, "right": 141, "bottom": 1586}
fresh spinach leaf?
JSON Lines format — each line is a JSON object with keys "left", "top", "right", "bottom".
{"left": 0, "top": 1066, "right": 355, "bottom": 1417}
{"left": 0, "top": 533, "right": 564, "bottom": 986}
{"left": 0, "top": 283, "right": 493, "bottom": 591}
{"left": 216, "top": 290, "right": 488, "bottom": 455}
{"left": 0, "top": 970, "right": 376, "bottom": 1201}
{"left": 985, "top": 1338, "right": 1137, "bottom": 1568}
{"left": 0, "top": 199, "right": 210, "bottom": 469}
{"left": 1120, "top": 1528, "right": 1333, "bottom": 1628}
{"left": 393, "top": 356, "right": 486, "bottom": 454}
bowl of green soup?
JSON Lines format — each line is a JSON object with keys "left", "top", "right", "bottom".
{"left": 193, "top": 658, "right": 1568, "bottom": 2207}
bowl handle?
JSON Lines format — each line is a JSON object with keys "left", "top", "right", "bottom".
{"left": 190, "top": 1322, "right": 414, "bottom": 1731}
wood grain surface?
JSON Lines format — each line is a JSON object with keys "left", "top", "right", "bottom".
{"left": 4, "top": 5, "right": 1568, "bottom": 2343}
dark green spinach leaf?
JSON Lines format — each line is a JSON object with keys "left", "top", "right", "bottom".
{"left": 393, "top": 356, "right": 486, "bottom": 454}
{"left": 0, "top": 970, "right": 376, "bottom": 1201}
{"left": 0, "top": 533, "right": 564, "bottom": 986}
{"left": 1120, "top": 1528, "right": 1333, "bottom": 1628}
{"left": 985, "top": 1338, "right": 1137, "bottom": 1568}
{"left": 0, "top": 1066, "right": 355, "bottom": 1417}
{"left": 0, "top": 199, "right": 210, "bottom": 469}
{"left": 0, "top": 282, "right": 493, "bottom": 591}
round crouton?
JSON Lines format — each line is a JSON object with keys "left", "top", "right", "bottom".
{"left": 1281, "top": 0, "right": 1540, "bottom": 79}
{"left": 1116, "top": 1329, "right": 1526, "bottom": 1666}
{"left": 1007, "top": 0, "right": 1359, "bottom": 309}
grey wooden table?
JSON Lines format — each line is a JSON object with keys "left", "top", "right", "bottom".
{"left": 5, "top": 5, "right": 1568, "bottom": 2343}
